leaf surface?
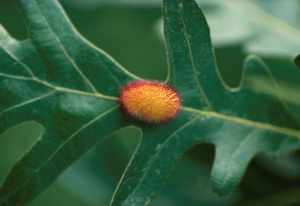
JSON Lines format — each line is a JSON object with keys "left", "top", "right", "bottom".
{"left": 0, "top": 0, "right": 300, "bottom": 205}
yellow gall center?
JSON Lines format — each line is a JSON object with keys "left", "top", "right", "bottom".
{"left": 120, "top": 81, "right": 181, "bottom": 123}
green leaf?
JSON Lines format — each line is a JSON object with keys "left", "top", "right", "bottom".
{"left": 1, "top": 0, "right": 300, "bottom": 206}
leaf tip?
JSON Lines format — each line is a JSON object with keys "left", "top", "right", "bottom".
{"left": 211, "top": 183, "right": 233, "bottom": 197}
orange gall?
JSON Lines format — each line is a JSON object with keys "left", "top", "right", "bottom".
{"left": 119, "top": 80, "right": 182, "bottom": 123}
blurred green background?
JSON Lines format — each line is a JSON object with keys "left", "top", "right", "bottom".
{"left": 1, "top": 0, "right": 300, "bottom": 205}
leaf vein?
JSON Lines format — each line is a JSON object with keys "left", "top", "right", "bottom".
{"left": 0, "top": 45, "right": 35, "bottom": 77}
{"left": 0, "top": 90, "right": 56, "bottom": 116}
{"left": 177, "top": 0, "right": 213, "bottom": 110}
{"left": 0, "top": 73, "right": 118, "bottom": 101}
{"left": 2, "top": 105, "right": 118, "bottom": 201}
{"left": 219, "top": 128, "right": 259, "bottom": 189}
{"left": 32, "top": 0, "right": 99, "bottom": 94}
{"left": 126, "top": 114, "right": 201, "bottom": 200}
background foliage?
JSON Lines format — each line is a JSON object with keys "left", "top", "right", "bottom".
{"left": 0, "top": 0, "right": 300, "bottom": 205}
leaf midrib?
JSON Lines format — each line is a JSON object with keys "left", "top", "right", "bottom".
{"left": 1, "top": 72, "right": 299, "bottom": 139}
{"left": 1, "top": 0, "right": 297, "bottom": 136}
{"left": 182, "top": 107, "right": 300, "bottom": 138}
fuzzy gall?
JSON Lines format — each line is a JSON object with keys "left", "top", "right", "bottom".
{"left": 119, "top": 80, "right": 181, "bottom": 123}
